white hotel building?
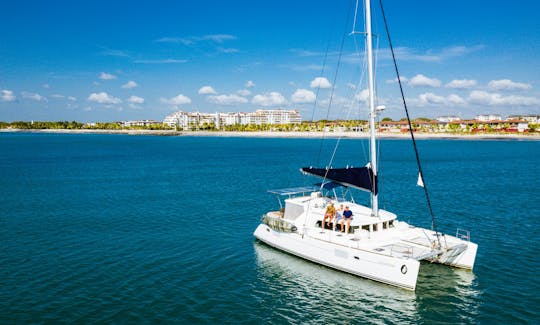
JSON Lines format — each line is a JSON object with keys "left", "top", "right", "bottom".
{"left": 163, "top": 109, "right": 302, "bottom": 129}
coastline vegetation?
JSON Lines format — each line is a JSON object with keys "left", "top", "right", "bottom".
{"left": 0, "top": 119, "right": 538, "bottom": 135}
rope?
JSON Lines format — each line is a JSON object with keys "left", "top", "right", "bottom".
{"left": 317, "top": 1, "right": 354, "bottom": 187}
{"left": 378, "top": 0, "right": 441, "bottom": 247}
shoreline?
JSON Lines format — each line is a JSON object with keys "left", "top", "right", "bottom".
{"left": 1, "top": 128, "right": 539, "bottom": 140}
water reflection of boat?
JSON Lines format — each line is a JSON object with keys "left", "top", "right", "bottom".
{"left": 414, "top": 262, "right": 481, "bottom": 322}
{"left": 254, "top": 242, "right": 481, "bottom": 323}
{"left": 254, "top": 242, "right": 420, "bottom": 323}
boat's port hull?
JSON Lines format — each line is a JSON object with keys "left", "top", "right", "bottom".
{"left": 431, "top": 241, "right": 477, "bottom": 269}
{"left": 253, "top": 224, "right": 420, "bottom": 290}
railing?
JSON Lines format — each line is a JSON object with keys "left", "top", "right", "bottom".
{"left": 456, "top": 228, "right": 471, "bottom": 241}
{"left": 389, "top": 244, "right": 415, "bottom": 258}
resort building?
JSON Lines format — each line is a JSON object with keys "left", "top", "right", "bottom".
{"left": 121, "top": 120, "right": 161, "bottom": 127}
{"left": 507, "top": 115, "right": 539, "bottom": 123}
{"left": 436, "top": 116, "right": 461, "bottom": 123}
{"left": 163, "top": 109, "right": 302, "bottom": 129}
{"left": 475, "top": 114, "right": 502, "bottom": 122}
{"left": 379, "top": 117, "right": 530, "bottom": 133}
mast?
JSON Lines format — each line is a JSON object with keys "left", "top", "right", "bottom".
{"left": 365, "top": 0, "right": 378, "bottom": 217}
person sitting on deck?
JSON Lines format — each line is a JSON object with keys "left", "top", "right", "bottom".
{"left": 342, "top": 206, "right": 353, "bottom": 234}
{"left": 333, "top": 204, "right": 344, "bottom": 231}
{"left": 322, "top": 202, "right": 336, "bottom": 230}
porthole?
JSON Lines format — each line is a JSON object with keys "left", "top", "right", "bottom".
{"left": 401, "top": 265, "right": 407, "bottom": 274}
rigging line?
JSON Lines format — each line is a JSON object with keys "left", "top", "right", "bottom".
{"left": 351, "top": 28, "right": 370, "bottom": 165}
{"left": 311, "top": 43, "right": 330, "bottom": 124}
{"left": 350, "top": 0, "right": 372, "bottom": 165}
{"left": 312, "top": 27, "right": 333, "bottom": 168}
{"left": 378, "top": 0, "right": 441, "bottom": 247}
{"left": 317, "top": 0, "right": 354, "bottom": 188}
{"left": 311, "top": 2, "right": 345, "bottom": 168}
{"left": 352, "top": 0, "right": 360, "bottom": 34}
{"left": 373, "top": 31, "right": 385, "bottom": 205}
{"left": 351, "top": 0, "right": 374, "bottom": 190}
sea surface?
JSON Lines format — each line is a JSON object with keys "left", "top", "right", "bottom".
{"left": 1, "top": 133, "right": 539, "bottom": 324}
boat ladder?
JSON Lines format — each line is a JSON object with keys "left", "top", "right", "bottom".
{"left": 456, "top": 228, "right": 471, "bottom": 241}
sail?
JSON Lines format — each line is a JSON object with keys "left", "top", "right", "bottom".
{"left": 301, "top": 166, "right": 377, "bottom": 194}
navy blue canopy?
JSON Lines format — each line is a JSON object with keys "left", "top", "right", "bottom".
{"left": 301, "top": 166, "right": 377, "bottom": 194}
{"left": 315, "top": 181, "right": 344, "bottom": 191}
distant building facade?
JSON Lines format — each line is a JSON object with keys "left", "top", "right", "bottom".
{"left": 507, "top": 115, "right": 539, "bottom": 123}
{"left": 436, "top": 116, "right": 460, "bottom": 123}
{"left": 163, "top": 109, "right": 302, "bottom": 129}
{"left": 475, "top": 114, "right": 502, "bottom": 122}
{"left": 380, "top": 115, "right": 531, "bottom": 133}
{"left": 121, "top": 120, "right": 160, "bottom": 127}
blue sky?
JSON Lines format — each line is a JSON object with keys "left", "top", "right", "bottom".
{"left": 1, "top": 0, "right": 539, "bottom": 122}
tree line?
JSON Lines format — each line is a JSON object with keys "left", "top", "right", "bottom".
{"left": 1, "top": 119, "right": 537, "bottom": 133}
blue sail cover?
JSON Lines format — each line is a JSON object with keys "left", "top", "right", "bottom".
{"left": 301, "top": 166, "right": 377, "bottom": 194}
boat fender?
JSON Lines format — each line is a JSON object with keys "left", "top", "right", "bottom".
{"left": 401, "top": 265, "right": 407, "bottom": 274}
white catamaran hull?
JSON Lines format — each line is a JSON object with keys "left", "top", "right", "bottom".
{"left": 254, "top": 223, "right": 421, "bottom": 290}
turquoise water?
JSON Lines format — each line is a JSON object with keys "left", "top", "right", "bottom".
{"left": 1, "top": 133, "right": 538, "bottom": 324}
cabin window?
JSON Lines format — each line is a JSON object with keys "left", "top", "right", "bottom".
{"left": 362, "top": 225, "right": 370, "bottom": 231}
{"left": 389, "top": 220, "right": 394, "bottom": 228}
{"left": 373, "top": 224, "right": 378, "bottom": 232}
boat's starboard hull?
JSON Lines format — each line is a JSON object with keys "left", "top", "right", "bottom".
{"left": 253, "top": 224, "right": 420, "bottom": 290}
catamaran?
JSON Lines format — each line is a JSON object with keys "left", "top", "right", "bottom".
{"left": 253, "top": 0, "right": 477, "bottom": 290}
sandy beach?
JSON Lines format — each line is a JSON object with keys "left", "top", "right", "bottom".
{"left": 2, "top": 128, "right": 539, "bottom": 140}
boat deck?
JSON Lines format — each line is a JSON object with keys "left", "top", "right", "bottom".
{"left": 306, "top": 226, "right": 443, "bottom": 261}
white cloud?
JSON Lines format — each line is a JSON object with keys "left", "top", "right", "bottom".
{"left": 99, "top": 72, "right": 117, "bottom": 80}
{"left": 201, "top": 34, "right": 236, "bottom": 43}
{"left": 446, "top": 79, "right": 477, "bottom": 89}
{"left": 237, "top": 89, "right": 251, "bottom": 97}
{"left": 310, "top": 77, "right": 332, "bottom": 89}
{"left": 21, "top": 91, "right": 47, "bottom": 102}
{"left": 291, "top": 89, "right": 316, "bottom": 104}
{"left": 409, "top": 74, "right": 441, "bottom": 87}
{"left": 417, "top": 92, "right": 465, "bottom": 106}
{"left": 252, "top": 92, "right": 287, "bottom": 107}
{"left": 160, "top": 94, "right": 192, "bottom": 106}
{"left": 207, "top": 94, "right": 248, "bottom": 105}
{"left": 198, "top": 86, "right": 217, "bottom": 95}
{"left": 245, "top": 80, "right": 255, "bottom": 88}
{"left": 468, "top": 90, "right": 539, "bottom": 106}
{"left": 128, "top": 95, "right": 144, "bottom": 104}
{"left": 347, "top": 83, "right": 357, "bottom": 89}
{"left": 447, "top": 94, "right": 466, "bottom": 105}
{"left": 386, "top": 76, "right": 409, "bottom": 84}
{"left": 51, "top": 95, "right": 76, "bottom": 101}
{"left": 1, "top": 89, "right": 16, "bottom": 102}
{"left": 87, "top": 92, "right": 122, "bottom": 104}
{"left": 42, "top": 83, "right": 50, "bottom": 89}
{"left": 418, "top": 93, "right": 444, "bottom": 105}
{"left": 121, "top": 81, "right": 138, "bottom": 89}
{"left": 488, "top": 79, "right": 532, "bottom": 91}
{"left": 383, "top": 45, "right": 484, "bottom": 62}
{"left": 157, "top": 34, "right": 236, "bottom": 45}
{"left": 355, "top": 89, "right": 370, "bottom": 102}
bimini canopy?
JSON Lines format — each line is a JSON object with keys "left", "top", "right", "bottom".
{"left": 301, "top": 166, "right": 377, "bottom": 194}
